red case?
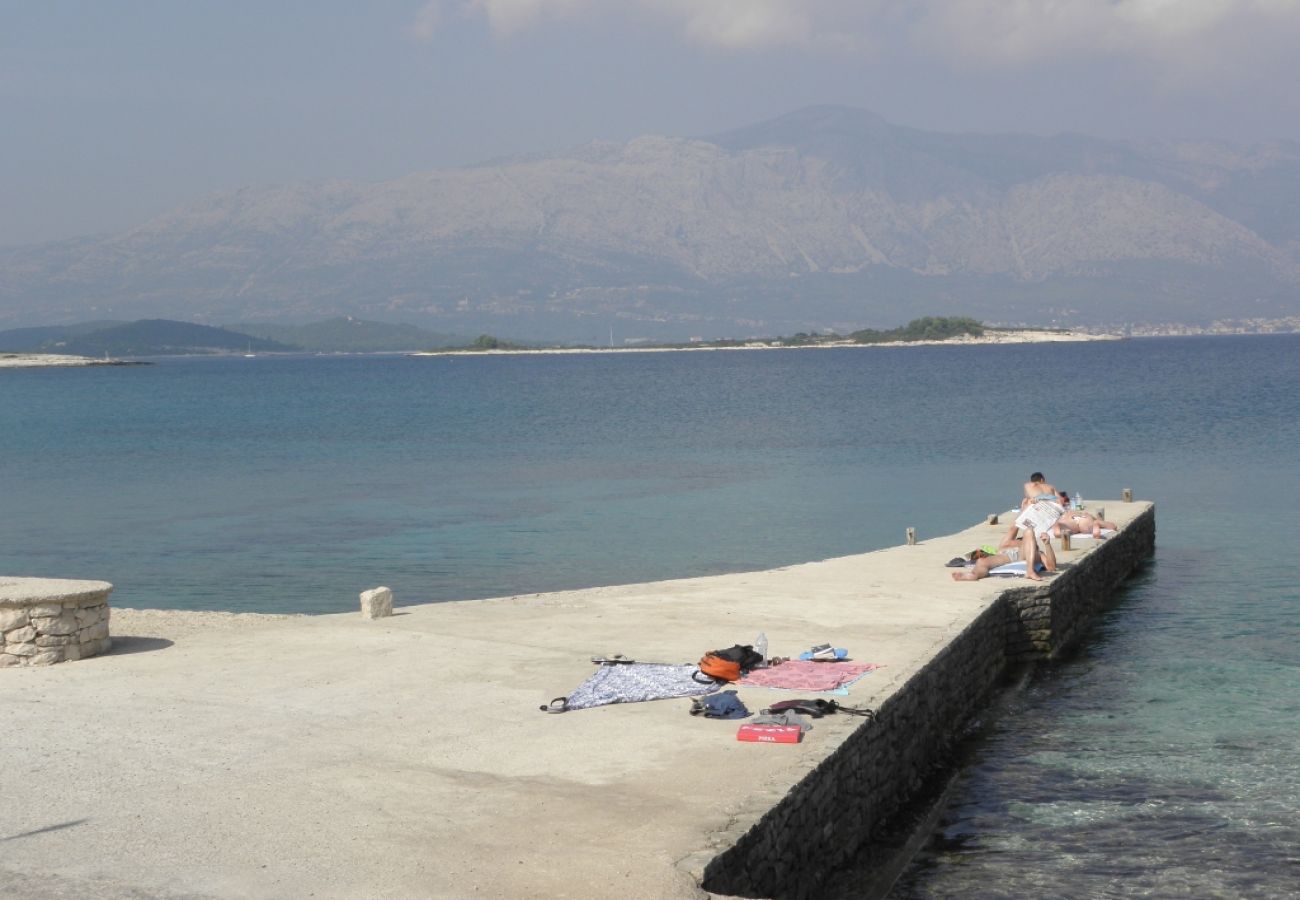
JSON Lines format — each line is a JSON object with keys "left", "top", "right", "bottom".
{"left": 736, "top": 723, "right": 802, "bottom": 743}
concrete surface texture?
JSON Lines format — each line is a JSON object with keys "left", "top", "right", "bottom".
{"left": 0, "top": 502, "right": 1149, "bottom": 899}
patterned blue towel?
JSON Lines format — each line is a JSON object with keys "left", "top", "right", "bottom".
{"left": 545, "top": 663, "right": 720, "bottom": 712}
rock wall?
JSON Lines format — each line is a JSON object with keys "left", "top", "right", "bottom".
{"left": 702, "top": 505, "right": 1155, "bottom": 899}
{"left": 0, "top": 579, "right": 113, "bottom": 667}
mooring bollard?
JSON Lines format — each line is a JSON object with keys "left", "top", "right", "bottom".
{"left": 1060, "top": 531, "right": 1071, "bottom": 551}
{"left": 1122, "top": 488, "right": 1132, "bottom": 502}
{"left": 986, "top": 513, "right": 999, "bottom": 525}
{"left": 360, "top": 586, "right": 393, "bottom": 619}
{"left": 906, "top": 527, "right": 917, "bottom": 545}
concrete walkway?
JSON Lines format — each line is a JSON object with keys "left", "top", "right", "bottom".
{"left": 0, "top": 503, "right": 1148, "bottom": 899}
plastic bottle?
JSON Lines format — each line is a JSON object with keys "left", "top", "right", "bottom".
{"left": 1075, "top": 492, "right": 1084, "bottom": 510}
{"left": 755, "top": 632, "right": 768, "bottom": 665}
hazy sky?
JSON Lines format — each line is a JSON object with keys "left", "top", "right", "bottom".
{"left": 4, "top": 0, "right": 1299, "bottom": 247}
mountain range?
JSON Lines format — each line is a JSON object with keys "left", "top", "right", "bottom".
{"left": 3, "top": 106, "right": 1298, "bottom": 341}
{"left": 0, "top": 317, "right": 466, "bottom": 356}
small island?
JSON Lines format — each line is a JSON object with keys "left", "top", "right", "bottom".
{"left": 0, "top": 353, "right": 147, "bottom": 368}
{"left": 409, "top": 316, "right": 1122, "bottom": 357}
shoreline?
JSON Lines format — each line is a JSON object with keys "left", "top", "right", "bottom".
{"left": 408, "top": 328, "right": 1122, "bottom": 358}
{"left": 0, "top": 353, "right": 144, "bottom": 368}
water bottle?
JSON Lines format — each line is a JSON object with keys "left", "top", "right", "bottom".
{"left": 1075, "top": 492, "right": 1084, "bottom": 510}
{"left": 755, "top": 632, "right": 768, "bottom": 665}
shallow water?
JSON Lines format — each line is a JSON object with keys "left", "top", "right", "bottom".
{"left": 3, "top": 334, "right": 1298, "bottom": 895}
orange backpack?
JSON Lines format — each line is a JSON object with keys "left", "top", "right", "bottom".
{"left": 697, "top": 644, "right": 764, "bottom": 682}
{"left": 697, "top": 653, "right": 743, "bottom": 682}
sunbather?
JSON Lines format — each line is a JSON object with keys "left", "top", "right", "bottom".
{"left": 951, "top": 543, "right": 1051, "bottom": 581}
{"left": 1052, "top": 493, "right": 1117, "bottom": 539}
{"left": 1011, "top": 472, "right": 1063, "bottom": 580}
{"left": 1000, "top": 474, "right": 1066, "bottom": 564}
{"left": 1004, "top": 472, "right": 1063, "bottom": 539}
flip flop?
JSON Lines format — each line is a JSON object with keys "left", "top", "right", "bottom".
{"left": 798, "top": 646, "right": 849, "bottom": 661}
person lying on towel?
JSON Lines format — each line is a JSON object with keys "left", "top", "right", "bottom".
{"left": 1051, "top": 492, "right": 1117, "bottom": 540}
{"left": 951, "top": 545, "right": 1049, "bottom": 582}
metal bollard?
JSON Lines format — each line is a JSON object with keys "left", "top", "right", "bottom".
{"left": 1122, "top": 488, "right": 1132, "bottom": 502}
{"left": 906, "top": 527, "right": 917, "bottom": 545}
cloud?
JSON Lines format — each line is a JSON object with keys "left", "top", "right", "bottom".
{"left": 908, "top": 1, "right": 1299, "bottom": 64}
{"left": 406, "top": 1, "right": 443, "bottom": 41}
{"left": 406, "top": 1, "right": 879, "bottom": 49}
{"left": 406, "top": 0, "right": 1300, "bottom": 79}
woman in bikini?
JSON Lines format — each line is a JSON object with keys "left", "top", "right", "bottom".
{"left": 1052, "top": 492, "right": 1117, "bottom": 539}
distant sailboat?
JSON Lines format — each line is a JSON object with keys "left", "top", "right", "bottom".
{"left": 244, "top": 341, "right": 256, "bottom": 358}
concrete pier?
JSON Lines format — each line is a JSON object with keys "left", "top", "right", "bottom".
{"left": 0, "top": 502, "right": 1153, "bottom": 899}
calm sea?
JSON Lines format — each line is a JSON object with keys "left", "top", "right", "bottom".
{"left": 3, "top": 335, "right": 1297, "bottom": 895}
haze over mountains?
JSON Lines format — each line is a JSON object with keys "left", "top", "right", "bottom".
{"left": 3, "top": 106, "right": 1298, "bottom": 341}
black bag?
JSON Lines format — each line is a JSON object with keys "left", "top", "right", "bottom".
{"left": 710, "top": 644, "right": 765, "bottom": 670}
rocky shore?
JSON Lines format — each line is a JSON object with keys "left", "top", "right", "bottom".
{"left": 0, "top": 353, "right": 143, "bottom": 368}
{"left": 410, "top": 328, "right": 1120, "bottom": 357}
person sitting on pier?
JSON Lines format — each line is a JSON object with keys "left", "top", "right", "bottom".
{"left": 951, "top": 544, "right": 1048, "bottom": 581}
{"left": 1000, "top": 473, "right": 1065, "bottom": 572}
{"left": 1010, "top": 472, "right": 1063, "bottom": 581}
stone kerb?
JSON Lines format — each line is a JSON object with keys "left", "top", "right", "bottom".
{"left": 0, "top": 577, "right": 113, "bottom": 667}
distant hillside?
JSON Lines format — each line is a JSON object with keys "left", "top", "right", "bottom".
{"left": 54, "top": 320, "right": 295, "bottom": 357}
{"left": 229, "top": 317, "right": 466, "bottom": 352}
{"left": 2, "top": 106, "right": 1298, "bottom": 339}
{"left": 0, "top": 321, "right": 125, "bottom": 352}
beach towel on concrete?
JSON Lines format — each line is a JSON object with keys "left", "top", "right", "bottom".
{"left": 545, "top": 663, "right": 720, "bottom": 712}
{"left": 987, "top": 561, "right": 1048, "bottom": 577}
{"left": 739, "top": 660, "right": 880, "bottom": 693}
{"left": 1066, "top": 529, "right": 1117, "bottom": 541}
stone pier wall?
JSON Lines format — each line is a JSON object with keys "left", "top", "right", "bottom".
{"left": 0, "top": 579, "right": 113, "bottom": 667}
{"left": 702, "top": 504, "right": 1155, "bottom": 899}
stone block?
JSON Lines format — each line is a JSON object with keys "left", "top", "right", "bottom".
{"left": 35, "top": 634, "right": 74, "bottom": 647}
{"left": 37, "top": 613, "right": 80, "bottom": 636}
{"left": 27, "top": 603, "right": 64, "bottom": 617}
{"left": 75, "top": 606, "right": 103, "bottom": 624}
{"left": 360, "top": 586, "right": 393, "bottom": 619}
{"left": 5, "top": 624, "right": 38, "bottom": 643}
{"left": 8, "top": 641, "right": 38, "bottom": 657}
{"left": 0, "top": 608, "right": 29, "bottom": 631}
{"left": 79, "top": 639, "right": 101, "bottom": 656}
{"left": 29, "top": 650, "right": 63, "bottom": 666}
{"left": 0, "top": 653, "right": 20, "bottom": 667}
{"left": 64, "top": 644, "right": 82, "bottom": 661}
{"left": 85, "top": 622, "right": 109, "bottom": 641}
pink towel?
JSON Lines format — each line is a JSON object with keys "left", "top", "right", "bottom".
{"left": 740, "top": 660, "right": 879, "bottom": 692}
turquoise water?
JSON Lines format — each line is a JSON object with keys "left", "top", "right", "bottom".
{"left": 3, "top": 335, "right": 1298, "bottom": 895}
